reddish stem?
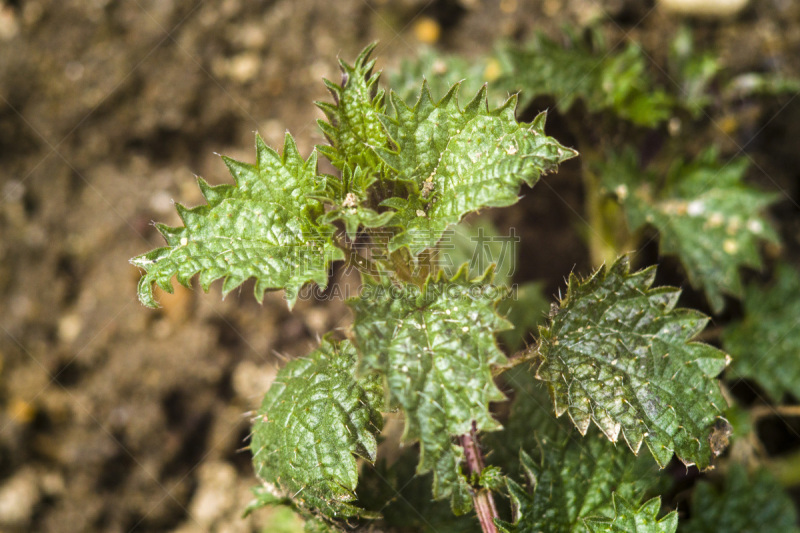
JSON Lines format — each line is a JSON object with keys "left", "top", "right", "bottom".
{"left": 460, "top": 422, "right": 499, "bottom": 533}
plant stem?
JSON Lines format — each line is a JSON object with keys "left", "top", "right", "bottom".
{"left": 491, "top": 343, "right": 540, "bottom": 377}
{"left": 571, "top": 128, "right": 633, "bottom": 268}
{"left": 583, "top": 162, "right": 620, "bottom": 268}
{"left": 460, "top": 422, "right": 499, "bottom": 533}
{"left": 750, "top": 404, "right": 800, "bottom": 421}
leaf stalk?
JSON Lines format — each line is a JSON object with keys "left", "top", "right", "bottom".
{"left": 460, "top": 422, "right": 500, "bottom": 533}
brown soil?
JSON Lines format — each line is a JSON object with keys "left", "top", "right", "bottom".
{"left": 0, "top": 1, "right": 798, "bottom": 532}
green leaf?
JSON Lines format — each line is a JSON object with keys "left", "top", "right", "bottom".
{"left": 681, "top": 465, "right": 799, "bottom": 533}
{"left": 130, "top": 134, "right": 344, "bottom": 309}
{"left": 316, "top": 42, "right": 387, "bottom": 173}
{"left": 378, "top": 84, "right": 576, "bottom": 254}
{"left": 497, "top": 29, "right": 673, "bottom": 127}
{"left": 478, "top": 465, "right": 505, "bottom": 491}
{"left": 250, "top": 336, "right": 383, "bottom": 520}
{"left": 356, "top": 447, "right": 481, "bottom": 532}
{"left": 723, "top": 264, "right": 800, "bottom": 401}
{"left": 535, "top": 257, "right": 730, "bottom": 468}
{"left": 600, "top": 148, "right": 779, "bottom": 313}
{"left": 667, "top": 26, "right": 720, "bottom": 116}
{"left": 496, "top": 432, "right": 661, "bottom": 533}
{"left": 585, "top": 495, "right": 678, "bottom": 533}
{"left": 350, "top": 267, "right": 511, "bottom": 512}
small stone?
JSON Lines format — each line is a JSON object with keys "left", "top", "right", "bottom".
{"left": 187, "top": 461, "right": 238, "bottom": 527}
{"left": 0, "top": 6, "right": 19, "bottom": 41}
{"left": 232, "top": 360, "right": 277, "bottom": 401}
{"left": 659, "top": 0, "right": 749, "bottom": 17}
{"left": 227, "top": 53, "right": 260, "bottom": 83}
{"left": 57, "top": 313, "right": 83, "bottom": 344}
{"left": 0, "top": 467, "right": 40, "bottom": 527}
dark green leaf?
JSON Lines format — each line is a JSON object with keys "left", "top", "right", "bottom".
{"left": 723, "top": 264, "right": 800, "bottom": 401}
{"left": 585, "top": 495, "right": 677, "bottom": 533}
{"left": 536, "top": 257, "right": 730, "bottom": 468}
{"left": 681, "top": 465, "right": 799, "bottom": 533}
{"left": 496, "top": 29, "right": 673, "bottom": 127}
{"left": 250, "top": 337, "right": 383, "bottom": 520}
{"left": 350, "top": 267, "right": 511, "bottom": 512}
{"left": 600, "top": 148, "right": 779, "bottom": 313}
{"left": 496, "top": 432, "right": 660, "bottom": 533}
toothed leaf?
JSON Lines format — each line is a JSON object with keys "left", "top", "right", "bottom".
{"left": 391, "top": 30, "right": 673, "bottom": 127}
{"left": 316, "top": 42, "right": 387, "bottom": 173}
{"left": 682, "top": 465, "right": 799, "bottom": 533}
{"left": 130, "top": 134, "right": 344, "bottom": 308}
{"left": 496, "top": 29, "right": 673, "bottom": 127}
{"left": 600, "top": 148, "right": 779, "bottom": 313}
{"left": 723, "top": 264, "right": 800, "bottom": 401}
{"left": 378, "top": 84, "right": 576, "bottom": 254}
{"left": 535, "top": 257, "right": 730, "bottom": 468}
{"left": 250, "top": 337, "right": 383, "bottom": 521}
{"left": 496, "top": 432, "right": 660, "bottom": 533}
{"left": 584, "top": 495, "right": 677, "bottom": 533}
{"left": 350, "top": 267, "right": 511, "bottom": 513}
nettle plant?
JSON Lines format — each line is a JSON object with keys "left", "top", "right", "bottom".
{"left": 131, "top": 41, "right": 799, "bottom": 533}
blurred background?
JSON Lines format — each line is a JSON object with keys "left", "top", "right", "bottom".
{"left": 1, "top": 1, "right": 799, "bottom": 531}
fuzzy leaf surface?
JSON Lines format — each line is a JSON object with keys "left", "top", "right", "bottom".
{"left": 536, "top": 258, "right": 730, "bottom": 468}
{"left": 378, "top": 84, "right": 576, "bottom": 254}
{"left": 250, "top": 337, "right": 383, "bottom": 520}
{"left": 130, "top": 134, "right": 343, "bottom": 308}
{"left": 316, "top": 43, "right": 387, "bottom": 173}
{"left": 585, "top": 495, "right": 677, "bottom": 533}
{"left": 600, "top": 149, "right": 779, "bottom": 312}
{"left": 496, "top": 431, "right": 659, "bottom": 533}
{"left": 350, "top": 267, "right": 511, "bottom": 512}
{"left": 681, "top": 465, "right": 799, "bottom": 533}
{"left": 723, "top": 264, "right": 800, "bottom": 401}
